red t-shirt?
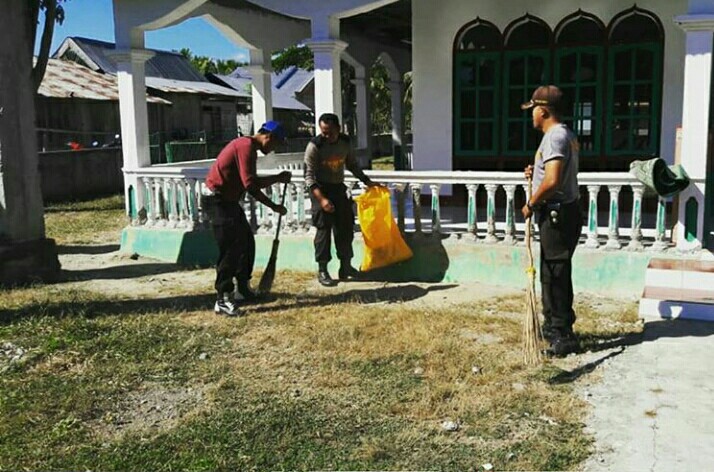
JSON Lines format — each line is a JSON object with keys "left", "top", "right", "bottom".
{"left": 205, "top": 137, "right": 258, "bottom": 201}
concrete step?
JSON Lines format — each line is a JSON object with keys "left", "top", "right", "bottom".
{"left": 639, "top": 259, "right": 714, "bottom": 321}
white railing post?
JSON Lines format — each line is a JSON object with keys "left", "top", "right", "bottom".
{"left": 503, "top": 184, "right": 517, "bottom": 245}
{"left": 186, "top": 178, "right": 200, "bottom": 228}
{"left": 394, "top": 183, "right": 407, "bottom": 233}
{"left": 295, "top": 181, "right": 309, "bottom": 231}
{"left": 140, "top": 177, "right": 151, "bottom": 227}
{"left": 466, "top": 184, "right": 479, "bottom": 240}
{"left": 627, "top": 185, "right": 645, "bottom": 251}
{"left": 156, "top": 177, "right": 167, "bottom": 226}
{"left": 605, "top": 185, "right": 622, "bottom": 250}
{"left": 411, "top": 184, "right": 423, "bottom": 234}
{"left": 430, "top": 184, "right": 441, "bottom": 234}
{"left": 650, "top": 196, "right": 668, "bottom": 251}
{"left": 286, "top": 183, "right": 296, "bottom": 232}
{"left": 484, "top": 184, "right": 498, "bottom": 243}
{"left": 168, "top": 178, "right": 180, "bottom": 228}
{"left": 585, "top": 185, "right": 600, "bottom": 249}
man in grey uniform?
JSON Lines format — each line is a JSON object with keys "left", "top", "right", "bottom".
{"left": 304, "top": 113, "right": 378, "bottom": 286}
{"left": 521, "top": 85, "right": 583, "bottom": 357}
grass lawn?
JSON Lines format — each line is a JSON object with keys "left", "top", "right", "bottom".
{"left": 0, "top": 196, "right": 641, "bottom": 471}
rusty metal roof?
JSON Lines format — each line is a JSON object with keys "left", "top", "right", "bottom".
{"left": 37, "top": 58, "right": 171, "bottom": 104}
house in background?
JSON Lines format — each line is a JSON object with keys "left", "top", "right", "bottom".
{"left": 54, "top": 37, "right": 250, "bottom": 149}
{"left": 208, "top": 65, "right": 315, "bottom": 139}
{"left": 35, "top": 57, "right": 170, "bottom": 151}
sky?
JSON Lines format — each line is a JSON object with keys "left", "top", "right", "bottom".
{"left": 35, "top": 0, "right": 249, "bottom": 62}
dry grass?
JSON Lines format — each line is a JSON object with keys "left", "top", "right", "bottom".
{"left": 0, "top": 272, "right": 641, "bottom": 471}
{"left": 0, "top": 197, "right": 643, "bottom": 470}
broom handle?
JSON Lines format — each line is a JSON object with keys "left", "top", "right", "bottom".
{"left": 526, "top": 178, "right": 535, "bottom": 268}
{"left": 274, "top": 182, "right": 289, "bottom": 241}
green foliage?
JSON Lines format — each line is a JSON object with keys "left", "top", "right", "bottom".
{"left": 179, "top": 48, "right": 244, "bottom": 75}
{"left": 272, "top": 45, "right": 314, "bottom": 72}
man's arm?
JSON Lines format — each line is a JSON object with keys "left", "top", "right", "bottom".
{"left": 345, "top": 143, "right": 376, "bottom": 187}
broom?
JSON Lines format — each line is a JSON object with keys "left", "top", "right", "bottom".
{"left": 523, "top": 178, "right": 544, "bottom": 365}
{"left": 258, "top": 182, "right": 289, "bottom": 295}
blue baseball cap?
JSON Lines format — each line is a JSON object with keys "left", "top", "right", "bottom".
{"left": 259, "top": 120, "right": 287, "bottom": 142}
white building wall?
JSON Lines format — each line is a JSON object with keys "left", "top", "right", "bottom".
{"left": 412, "top": 0, "right": 688, "bottom": 171}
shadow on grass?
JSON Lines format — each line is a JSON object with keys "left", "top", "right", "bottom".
{"left": 57, "top": 244, "right": 120, "bottom": 255}
{"left": 60, "top": 263, "right": 191, "bottom": 281}
{"left": 550, "top": 319, "right": 714, "bottom": 384}
{"left": 0, "top": 284, "right": 459, "bottom": 325}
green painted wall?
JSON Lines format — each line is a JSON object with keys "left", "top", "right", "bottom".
{"left": 121, "top": 227, "right": 662, "bottom": 298}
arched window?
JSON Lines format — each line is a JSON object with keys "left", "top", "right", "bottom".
{"left": 503, "top": 15, "right": 552, "bottom": 155}
{"left": 606, "top": 7, "right": 664, "bottom": 156}
{"left": 554, "top": 11, "right": 606, "bottom": 156}
{"left": 453, "top": 19, "right": 502, "bottom": 155}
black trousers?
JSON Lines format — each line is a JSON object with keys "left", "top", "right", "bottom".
{"left": 311, "top": 183, "right": 354, "bottom": 265}
{"left": 537, "top": 200, "right": 583, "bottom": 333}
{"left": 202, "top": 195, "right": 255, "bottom": 296}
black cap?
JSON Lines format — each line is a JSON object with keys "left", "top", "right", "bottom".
{"left": 520, "top": 85, "right": 565, "bottom": 112}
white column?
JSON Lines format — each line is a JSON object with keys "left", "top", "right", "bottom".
{"left": 111, "top": 48, "right": 154, "bottom": 222}
{"left": 351, "top": 70, "right": 371, "bottom": 152}
{"left": 388, "top": 80, "right": 405, "bottom": 170}
{"left": 306, "top": 39, "right": 348, "bottom": 129}
{"left": 674, "top": 18, "right": 714, "bottom": 250}
{"left": 245, "top": 49, "right": 273, "bottom": 131}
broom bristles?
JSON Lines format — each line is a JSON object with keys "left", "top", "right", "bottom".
{"left": 523, "top": 268, "right": 543, "bottom": 365}
{"left": 523, "top": 203, "right": 543, "bottom": 365}
{"left": 258, "top": 242, "right": 279, "bottom": 294}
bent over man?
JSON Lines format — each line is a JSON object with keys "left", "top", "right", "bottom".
{"left": 203, "top": 121, "right": 291, "bottom": 316}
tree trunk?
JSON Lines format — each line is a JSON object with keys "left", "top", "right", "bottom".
{"left": 33, "top": 0, "right": 57, "bottom": 92}
{"left": 0, "top": 1, "right": 60, "bottom": 285}
{"left": 0, "top": 1, "right": 48, "bottom": 242}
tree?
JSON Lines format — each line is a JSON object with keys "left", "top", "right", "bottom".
{"left": 180, "top": 48, "right": 244, "bottom": 75}
{"left": 0, "top": 1, "right": 60, "bottom": 283}
{"left": 272, "top": 45, "right": 314, "bottom": 72}
{"left": 30, "top": 0, "right": 68, "bottom": 92}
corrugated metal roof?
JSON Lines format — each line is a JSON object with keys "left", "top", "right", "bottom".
{"left": 273, "top": 66, "right": 313, "bottom": 95}
{"left": 36, "top": 57, "right": 170, "bottom": 104}
{"left": 57, "top": 37, "right": 207, "bottom": 82}
{"left": 145, "top": 77, "right": 250, "bottom": 98}
{"left": 209, "top": 74, "right": 310, "bottom": 111}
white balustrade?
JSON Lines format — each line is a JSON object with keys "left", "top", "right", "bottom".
{"left": 123, "top": 166, "right": 694, "bottom": 252}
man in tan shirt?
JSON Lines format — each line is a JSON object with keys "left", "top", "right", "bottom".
{"left": 304, "top": 113, "right": 378, "bottom": 286}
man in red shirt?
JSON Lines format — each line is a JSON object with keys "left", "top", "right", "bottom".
{"left": 203, "top": 121, "right": 291, "bottom": 316}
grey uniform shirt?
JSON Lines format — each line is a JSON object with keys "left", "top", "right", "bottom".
{"left": 304, "top": 135, "right": 368, "bottom": 189}
{"left": 533, "top": 123, "right": 580, "bottom": 204}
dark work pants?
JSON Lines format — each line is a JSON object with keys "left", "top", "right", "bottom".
{"left": 202, "top": 195, "right": 255, "bottom": 297}
{"left": 311, "top": 183, "right": 354, "bottom": 265}
{"left": 537, "top": 200, "right": 583, "bottom": 333}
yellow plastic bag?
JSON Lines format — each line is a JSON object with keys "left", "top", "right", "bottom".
{"left": 355, "top": 186, "right": 413, "bottom": 272}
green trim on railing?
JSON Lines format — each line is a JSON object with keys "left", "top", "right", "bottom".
{"left": 685, "top": 197, "right": 698, "bottom": 243}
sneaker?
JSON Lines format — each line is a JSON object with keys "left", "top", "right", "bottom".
{"left": 338, "top": 265, "right": 361, "bottom": 281}
{"left": 235, "top": 281, "right": 259, "bottom": 302}
{"left": 214, "top": 295, "right": 242, "bottom": 317}
{"left": 318, "top": 270, "right": 337, "bottom": 287}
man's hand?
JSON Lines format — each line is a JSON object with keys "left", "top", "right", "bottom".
{"left": 524, "top": 165, "right": 534, "bottom": 181}
{"left": 320, "top": 197, "right": 335, "bottom": 213}
{"left": 521, "top": 203, "right": 533, "bottom": 220}
{"left": 278, "top": 171, "right": 292, "bottom": 184}
{"left": 273, "top": 204, "right": 288, "bottom": 216}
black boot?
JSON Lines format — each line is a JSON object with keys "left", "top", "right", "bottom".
{"left": 318, "top": 264, "right": 337, "bottom": 287}
{"left": 338, "top": 261, "right": 360, "bottom": 281}
{"left": 236, "top": 280, "right": 259, "bottom": 301}
{"left": 545, "top": 330, "right": 579, "bottom": 358}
